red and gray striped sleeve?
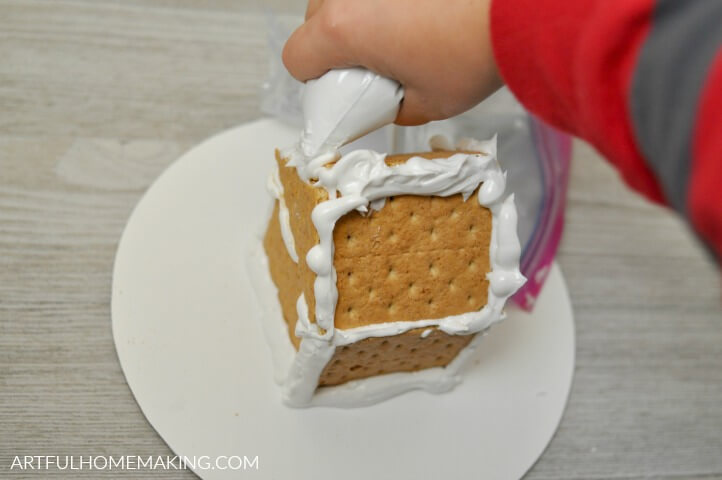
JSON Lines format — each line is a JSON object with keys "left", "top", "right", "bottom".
{"left": 490, "top": 0, "right": 722, "bottom": 259}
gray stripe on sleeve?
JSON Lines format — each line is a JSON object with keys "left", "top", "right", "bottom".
{"left": 630, "top": 0, "right": 722, "bottom": 212}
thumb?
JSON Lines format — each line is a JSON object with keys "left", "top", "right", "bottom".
{"left": 305, "top": 0, "right": 324, "bottom": 20}
{"left": 282, "top": 3, "right": 356, "bottom": 82}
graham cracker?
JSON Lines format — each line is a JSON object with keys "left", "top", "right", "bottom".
{"left": 263, "top": 149, "right": 493, "bottom": 387}
{"left": 319, "top": 329, "right": 475, "bottom": 387}
{"left": 263, "top": 202, "right": 302, "bottom": 349}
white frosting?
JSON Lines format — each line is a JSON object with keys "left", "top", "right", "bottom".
{"left": 273, "top": 137, "right": 526, "bottom": 407}
{"left": 281, "top": 294, "right": 337, "bottom": 404}
{"left": 266, "top": 168, "right": 298, "bottom": 263}
{"left": 300, "top": 68, "right": 403, "bottom": 157}
{"left": 259, "top": 69, "right": 524, "bottom": 407}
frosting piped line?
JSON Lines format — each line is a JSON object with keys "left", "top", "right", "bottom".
{"left": 266, "top": 169, "right": 299, "bottom": 263}
{"left": 282, "top": 294, "right": 337, "bottom": 406}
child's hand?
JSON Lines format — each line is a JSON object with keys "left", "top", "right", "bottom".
{"left": 282, "top": 0, "right": 501, "bottom": 126}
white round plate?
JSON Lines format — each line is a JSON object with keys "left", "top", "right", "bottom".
{"left": 112, "top": 118, "right": 575, "bottom": 480}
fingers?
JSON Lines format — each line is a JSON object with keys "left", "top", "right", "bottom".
{"left": 305, "top": 0, "right": 324, "bottom": 19}
{"left": 283, "top": 4, "right": 355, "bottom": 82}
{"left": 394, "top": 89, "right": 432, "bottom": 126}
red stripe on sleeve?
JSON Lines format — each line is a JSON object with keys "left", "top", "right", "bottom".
{"left": 690, "top": 51, "right": 722, "bottom": 258}
{"left": 490, "top": 0, "right": 665, "bottom": 204}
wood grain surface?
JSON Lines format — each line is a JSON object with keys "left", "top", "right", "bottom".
{"left": 1, "top": 1, "right": 720, "bottom": 478}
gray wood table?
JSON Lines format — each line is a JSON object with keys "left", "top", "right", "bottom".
{"left": 1, "top": 1, "right": 720, "bottom": 478}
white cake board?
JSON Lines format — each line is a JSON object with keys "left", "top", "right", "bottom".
{"left": 112, "top": 118, "right": 575, "bottom": 480}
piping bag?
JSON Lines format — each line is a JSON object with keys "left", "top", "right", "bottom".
{"left": 299, "top": 68, "right": 404, "bottom": 157}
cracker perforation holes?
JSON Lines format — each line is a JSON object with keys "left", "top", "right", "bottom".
{"left": 349, "top": 365, "right": 362, "bottom": 372}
